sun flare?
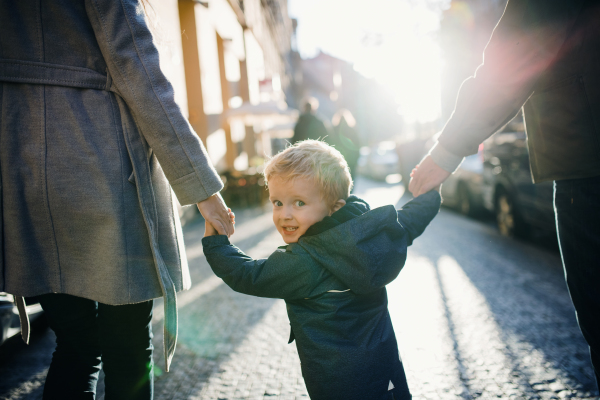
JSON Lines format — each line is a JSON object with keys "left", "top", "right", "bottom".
{"left": 289, "top": 0, "right": 448, "bottom": 124}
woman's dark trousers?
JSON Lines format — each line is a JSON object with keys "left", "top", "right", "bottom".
{"left": 37, "top": 293, "right": 154, "bottom": 400}
{"left": 555, "top": 176, "right": 600, "bottom": 389}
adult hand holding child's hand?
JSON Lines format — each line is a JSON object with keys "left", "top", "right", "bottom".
{"left": 197, "top": 193, "right": 235, "bottom": 237}
{"left": 408, "top": 155, "right": 450, "bottom": 197}
{"left": 204, "top": 208, "right": 234, "bottom": 237}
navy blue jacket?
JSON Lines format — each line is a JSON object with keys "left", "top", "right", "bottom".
{"left": 202, "top": 191, "right": 441, "bottom": 400}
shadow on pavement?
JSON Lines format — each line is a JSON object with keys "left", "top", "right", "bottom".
{"left": 0, "top": 317, "right": 53, "bottom": 399}
{"left": 408, "top": 198, "right": 598, "bottom": 398}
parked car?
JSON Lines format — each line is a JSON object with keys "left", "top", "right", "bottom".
{"left": 357, "top": 141, "right": 400, "bottom": 181}
{"left": 0, "top": 293, "right": 44, "bottom": 345}
{"left": 480, "top": 130, "right": 555, "bottom": 238}
{"left": 441, "top": 151, "right": 486, "bottom": 217}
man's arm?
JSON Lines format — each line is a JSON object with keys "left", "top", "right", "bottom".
{"left": 201, "top": 236, "right": 340, "bottom": 300}
{"left": 409, "top": 0, "right": 586, "bottom": 196}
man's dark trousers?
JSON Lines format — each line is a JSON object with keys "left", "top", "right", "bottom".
{"left": 555, "top": 175, "right": 600, "bottom": 388}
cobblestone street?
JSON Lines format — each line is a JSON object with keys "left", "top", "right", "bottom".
{"left": 1, "top": 178, "right": 599, "bottom": 399}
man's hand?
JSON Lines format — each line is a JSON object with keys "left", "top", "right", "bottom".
{"left": 408, "top": 155, "right": 451, "bottom": 197}
{"left": 197, "top": 193, "right": 234, "bottom": 237}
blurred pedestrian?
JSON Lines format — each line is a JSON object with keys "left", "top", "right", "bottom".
{"left": 0, "top": 1, "right": 233, "bottom": 399}
{"left": 291, "top": 97, "right": 330, "bottom": 144}
{"left": 409, "top": 0, "right": 600, "bottom": 389}
{"left": 330, "top": 109, "right": 361, "bottom": 185}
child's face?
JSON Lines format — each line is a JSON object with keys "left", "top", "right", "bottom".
{"left": 269, "top": 176, "right": 341, "bottom": 244}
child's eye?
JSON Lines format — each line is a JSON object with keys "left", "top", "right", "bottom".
{"left": 295, "top": 200, "right": 305, "bottom": 207}
{"left": 273, "top": 200, "right": 282, "bottom": 207}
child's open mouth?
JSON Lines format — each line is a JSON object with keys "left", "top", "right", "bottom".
{"left": 284, "top": 227, "right": 298, "bottom": 232}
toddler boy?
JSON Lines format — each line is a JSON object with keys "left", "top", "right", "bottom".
{"left": 202, "top": 140, "right": 441, "bottom": 400}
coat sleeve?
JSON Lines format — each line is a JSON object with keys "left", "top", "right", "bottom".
{"left": 201, "top": 236, "right": 337, "bottom": 300}
{"left": 397, "top": 190, "right": 441, "bottom": 245}
{"left": 436, "top": 0, "right": 586, "bottom": 158}
{"left": 85, "top": 0, "right": 223, "bottom": 205}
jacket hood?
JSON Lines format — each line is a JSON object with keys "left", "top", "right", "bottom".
{"left": 296, "top": 195, "right": 409, "bottom": 294}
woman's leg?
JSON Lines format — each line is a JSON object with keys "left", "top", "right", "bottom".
{"left": 98, "top": 300, "right": 154, "bottom": 400}
{"left": 38, "top": 294, "right": 102, "bottom": 400}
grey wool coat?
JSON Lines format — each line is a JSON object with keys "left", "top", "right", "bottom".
{"left": 0, "top": 0, "right": 223, "bottom": 369}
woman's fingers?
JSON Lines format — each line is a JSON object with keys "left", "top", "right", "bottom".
{"left": 197, "top": 193, "right": 235, "bottom": 237}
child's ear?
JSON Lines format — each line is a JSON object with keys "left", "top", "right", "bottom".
{"left": 330, "top": 199, "right": 346, "bottom": 214}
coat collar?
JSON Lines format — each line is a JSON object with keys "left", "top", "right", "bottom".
{"left": 302, "top": 195, "right": 370, "bottom": 238}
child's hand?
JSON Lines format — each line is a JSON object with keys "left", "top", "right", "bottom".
{"left": 204, "top": 208, "right": 235, "bottom": 237}
{"left": 204, "top": 220, "right": 218, "bottom": 237}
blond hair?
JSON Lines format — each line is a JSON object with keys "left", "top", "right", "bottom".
{"left": 264, "top": 140, "right": 353, "bottom": 205}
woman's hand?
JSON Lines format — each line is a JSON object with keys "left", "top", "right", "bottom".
{"left": 197, "top": 193, "right": 235, "bottom": 237}
{"left": 204, "top": 208, "right": 235, "bottom": 237}
{"left": 204, "top": 220, "right": 218, "bottom": 237}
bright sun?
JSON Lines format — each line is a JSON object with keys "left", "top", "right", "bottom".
{"left": 354, "top": 35, "right": 442, "bottom": 124}
{"left": 288, "top": 0, "right": 447, "bottom": 124}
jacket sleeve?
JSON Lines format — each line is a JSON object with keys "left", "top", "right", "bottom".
{"left": 201, "top": 236, "right": 337, "bottom": 300}
{"left": 436, "top": 0, "right": 586, "bottom": 159}
{"left": 85, "top": 0, "right": 223, "bottom": 205}
{"left": 397, "top": 190, "right": 441, "bottom": 245}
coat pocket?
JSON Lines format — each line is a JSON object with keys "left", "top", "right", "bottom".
{"left": 524, "top": 75, "right": 600, "bottom": 181}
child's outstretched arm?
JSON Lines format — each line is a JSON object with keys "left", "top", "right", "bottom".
{"left": 201, "top": 236, "right": 341, "bottom": 300}
{"left": 396, "top": 190, "right": 442, "bottom": 245}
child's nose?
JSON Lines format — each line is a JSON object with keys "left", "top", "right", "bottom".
{"left": 282, "top": 206, "right": 293, "bottom": 219}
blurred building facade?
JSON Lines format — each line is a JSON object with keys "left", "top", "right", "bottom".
{"left": 136, "top": 0, "right": 296, "bottom": 212}
{"left": 146, "top": 0, "right": 296, "bottom": 175}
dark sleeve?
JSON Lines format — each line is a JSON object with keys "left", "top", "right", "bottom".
{"left": 437, "top": 0, "right": 586, "bottom": 158}
{"left": 397, "top": 190, "right": 442, "bottom": 245}
{"left": 202, "top": 236, "right": 335, "bottom": 300}
{"left": 85, "top": 0, "right": 223, "bottom": 205}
